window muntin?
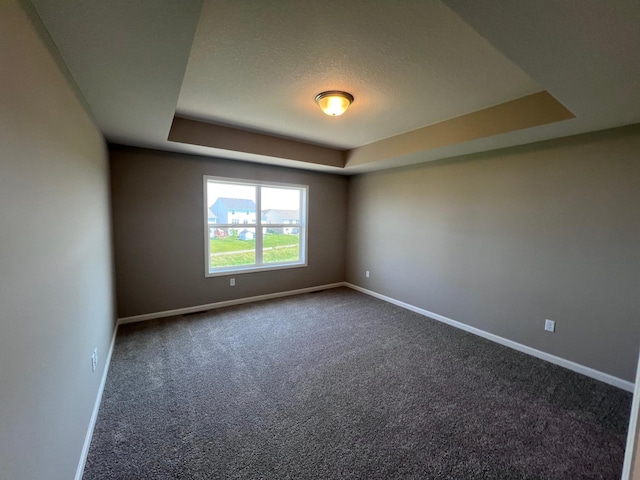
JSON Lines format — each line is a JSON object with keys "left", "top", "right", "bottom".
{"left": 204, "top": 176, "right": 307, "bottom": 276}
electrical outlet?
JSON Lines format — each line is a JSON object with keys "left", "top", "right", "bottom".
{"left": 91, "top": 348, "right": 98, "bottom": 373}
{"left": 545, "top": 319, "right": 556, "bottom": 333}
{"left": 230, "top": 278, "right": 235, "bottom": 287}
{"left": 365, "top": 271, "right": 370, "bottom": 278}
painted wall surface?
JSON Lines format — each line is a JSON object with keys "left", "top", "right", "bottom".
{"left": 110, "top": 146, "right": 348, "bottom": 318}
{"left": 0, "top": 1, "right": 115, "bottom": 479}
{"left": 346, "top": 125, "right": 640, "bottom": 382}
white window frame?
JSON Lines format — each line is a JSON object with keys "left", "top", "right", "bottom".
{"left": 204, "top": 176, "right": 308, "bottom": 277}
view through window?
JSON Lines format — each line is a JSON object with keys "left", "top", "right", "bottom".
{"left": 204, "top": 176, "right": 308, "bottom": 276}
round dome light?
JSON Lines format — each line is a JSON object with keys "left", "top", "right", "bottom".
{"left": 314, "top": 91, "right": 354, "bottom": 116}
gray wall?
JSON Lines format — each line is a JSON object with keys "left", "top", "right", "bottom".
{"left": 110, "top": 146, "right": 348, "bottom": 318}
{"left": 0, "top": 1, "right": 115, "bottom": 479}
{"left": 346, "top": 125, "right": 640, "bottom": 382}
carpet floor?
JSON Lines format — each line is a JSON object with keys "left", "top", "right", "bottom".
{"left": 84, "top": 287, "right": 632, "bottom": 479}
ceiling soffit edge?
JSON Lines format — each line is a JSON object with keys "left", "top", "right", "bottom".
{"left": 169, "top": 91, "right": 574, "bottom": 171}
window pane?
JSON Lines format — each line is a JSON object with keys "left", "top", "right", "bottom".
{"left": 209, "top": 227, "right": 255, "bottom": 269}
{"left": 207, "top": 182, "right": 256, "bottom": 226}
{"left": 261, "top": 187, "right": 300, "bottom": 227}
{"left": 205, "top": 176, "right": 307, "bottom": 276}
{"left": 263, "top": 228, "right": 299, "bottom": 264}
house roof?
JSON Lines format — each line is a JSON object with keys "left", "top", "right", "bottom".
{"left": 28, "top": 1, "right": 640, "bottom": 174}
{"left": 263, "top": 209, "right": 299, "bottom": 221}
{"left": 214, "top": 198, "right": 256, "bottom": 211}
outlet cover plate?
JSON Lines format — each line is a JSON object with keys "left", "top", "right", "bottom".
{"left": 545, "top": 319, "right": 556, "bottom": 332}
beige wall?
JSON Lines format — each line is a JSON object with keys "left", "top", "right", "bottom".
{"left": 0, "top": 1, "right": 115, "bottom": 479}
{"left": 346, "top": 125, "right": 640, "bottom": 382}
{"left": 110, "top": 146, "right": 348, "bottom": 318}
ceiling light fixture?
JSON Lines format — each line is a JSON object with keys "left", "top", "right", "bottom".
{"left": 315, "top": 91, "right": 354, "bottom": 116}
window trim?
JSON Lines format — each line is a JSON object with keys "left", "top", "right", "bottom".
{"left": 203, "top": 176, "right": 309, "bottom": 277}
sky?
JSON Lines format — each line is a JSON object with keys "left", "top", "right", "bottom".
{"left": 207, "top": 181, "right": 301, "bottom": 210}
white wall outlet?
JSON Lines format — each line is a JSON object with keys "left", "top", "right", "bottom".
{"left": 91, "top": 348, "right": 98, "bottom": 373}
{"left": 545, "top": 319, "right": 556, "bottom": 332}
{"left": 365, "top": 271, "right": 370, "bottom": 278}
{"left": 230, "top": 278, "right": 235, "bottom": 287}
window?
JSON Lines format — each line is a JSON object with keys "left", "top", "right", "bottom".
{"left": 204, "top": 176, "right": 308, "bottom": 276}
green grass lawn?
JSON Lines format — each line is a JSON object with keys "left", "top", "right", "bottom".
{"left": 209, "top": 233, "right": 299, "bottom": 268}
{"left": 263, "top": 245, "right": 299, "bottom": 264}
{"left": 209, "top": 233, "right": 298, "bottom": 252}
{"left": 209, "top": 236, "right": 255, "bottom": 253}
{"left": 210, "top": 246, "right": 299, "bottom": 268}
{"left": 210, "top": 250, "right": 255, "bottom": 268}
{"left": 264, "top": 233, "right": 299, "bottom": 248}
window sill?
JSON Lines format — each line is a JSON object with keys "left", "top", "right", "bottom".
{"left": 205, "top": 261, "right": 307, "bottom": 278}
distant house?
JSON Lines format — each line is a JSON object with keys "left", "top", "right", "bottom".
{"left": 210, "top": 198, "right": 256, "bottom": 225}
{"left": 207, "top": 209, "right": 219, "bottom": 237}
{"left": 207, "top": 209, "right": 217, "bottom": 225}
{"left": 262, "top": 209, "right": 300, "bottom": 234}
{"left": 238, "top": 229, "right": 254, "bottom": 241}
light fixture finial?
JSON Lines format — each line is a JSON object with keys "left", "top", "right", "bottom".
{"left": 315, "top": 91, "right": 354, "bottom": 116}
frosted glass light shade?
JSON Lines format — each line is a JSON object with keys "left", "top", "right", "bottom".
{"left": 315, "top": 91, "right": 354, "bottom": 116}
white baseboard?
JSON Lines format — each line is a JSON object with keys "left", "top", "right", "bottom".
{"left": 345, "top": 283, "right": 634, "bottom": 392}
{"left": 74, "top": 323, "right": 119, "bottom": 480}
{"left": 117, "top": 282, "right": 346, "bottom": 325}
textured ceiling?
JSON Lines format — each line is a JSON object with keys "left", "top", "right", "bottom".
{"left": 177, "top": 0, "right": 540, "bottom": 149}
{"left": 28, "top": 0, "right": 640, "bottom": 174}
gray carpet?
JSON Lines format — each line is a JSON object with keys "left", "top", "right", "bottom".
{"left": 84, "top": 287, "right": 631, "bottom": 479}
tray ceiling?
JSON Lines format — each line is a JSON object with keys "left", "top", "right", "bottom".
{"left": 29, "top": 0, "right": 640, "bottom": 174}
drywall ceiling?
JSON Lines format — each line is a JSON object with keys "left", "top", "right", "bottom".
{"left": 176, "top": 1, "right": 540, "bottom": 149}
{"left": 29, "top": 0, "right": 640, "bottom": 174}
